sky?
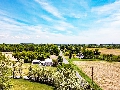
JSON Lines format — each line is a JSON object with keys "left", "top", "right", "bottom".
{"left": 0, "top": 0, "right": 120, "bottom": 44}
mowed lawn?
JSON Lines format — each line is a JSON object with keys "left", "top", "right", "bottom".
{"left": 73, "top": 61, "right": 120, "bottom": 90}
{"left": 87, "top": 48, "right": 120, "bottom": 55}
{"left": 10, "top": 79, "right": 54, "bottom": 90}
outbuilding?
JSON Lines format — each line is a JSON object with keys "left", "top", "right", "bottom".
{"left": 32, "top": 60, "right": 40, "bottom": 64}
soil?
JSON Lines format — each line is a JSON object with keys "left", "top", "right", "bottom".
{"left": 73, "top": 61, "right": 120, "bottom": 90}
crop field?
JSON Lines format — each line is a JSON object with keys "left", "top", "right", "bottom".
{"left": 73, "top": 61, "right": 120, "bottom": 90}
{"left": 87, "top": 48, "right": 120, "bottom": 55}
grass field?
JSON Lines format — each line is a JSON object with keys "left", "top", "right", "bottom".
{"left": 73, "top": 61, "right": 120, "bottom": 90}
{"left": 10, "top": 79, "right": 54, "bottom": 90}
{"left": 87, "top": 48, "right": 120, "bottom": 55}
{"left": 22, "top": 63, "right": 56, "bottom": 76}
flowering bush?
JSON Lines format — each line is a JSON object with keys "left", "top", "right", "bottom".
{"left": 28, "top": 64, "right": 91, "bottom": 90}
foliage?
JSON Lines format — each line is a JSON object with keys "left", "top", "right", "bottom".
{"left": 57, "top": 56, "right": 63, "bottom": 65}
{"left": 100, "top": 54, "right": 120, "bottom": 62}
{"left": 60, "top": 44, "right": 120, "bottom": 62}
{"left": 60, "top": 44, "right": 101, "bottom": 59}
{"left": 28, "top": 64, "right": 91, "bottom": 90}
{"left": 52, "top": 59, "right": 58, "bottom": 67}
{"left": 0, "top": 44, "right": 61, "bottom": 63}
{"left": 64, "top": 52, "right": 69, "bottom": 56}
{"left": 0, "top": 52, "right": 12, "bottom": 90}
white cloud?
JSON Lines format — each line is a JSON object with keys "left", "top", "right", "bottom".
{"left": 79, "top": 0, "right": 89, "bottom": 10}
{"left": 52, "top": 20, "right": 75, "bottom": 31}
{"left": 41, "top": 15, "right": 53, "bottom": 21}
{"left": 88, "top": 0, "right": 120, "bottom": 44}
{"left": 35, "top": 0, "right": 63, "bottom": 19}
{"left": 91, "top": 0, "right": 120, "bottom": 15}
{"left": 1, "top": 0, "right": 120, "bottom": 44}
{"left": 1, "top": 12, "right": 119, "bottom": 44}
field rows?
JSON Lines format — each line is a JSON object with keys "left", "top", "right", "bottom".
{"left": 73, "top": 61, "right": 120, "bottom": 90}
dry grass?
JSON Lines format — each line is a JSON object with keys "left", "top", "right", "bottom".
{"left": 73, "top": 61, "right": 120, "bottom": 90}
{"left": 87, "top": 48, "right": 120, "bottom": 55}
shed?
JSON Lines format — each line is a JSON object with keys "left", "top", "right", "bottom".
{"left": 32, "top": 60, "right": 40, "bottom": 64}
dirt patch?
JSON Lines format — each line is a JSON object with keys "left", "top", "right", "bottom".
{"left": 73, "top": 61, "right": 120, "bottom": 90}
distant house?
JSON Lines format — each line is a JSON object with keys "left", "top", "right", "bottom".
{"left": 76, "top": 53, "right": 84, "bottom": 59}
{"left": 32, "top": 60, "right": 40, "bottom": 64}
{"left": 40, "top": 61, "right": 45, "bottom": 66}
{"left": 44, "top": 58, "right": 53, "bottom": 66}
{"left": 40, "top": 58, "right": 53, "bottom": 66}
{"left": 32, "top": 58, "right": 53, "bottom": 66}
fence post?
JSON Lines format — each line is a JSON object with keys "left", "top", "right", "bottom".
{"left": 91, "top": 66, "right": 94, "bottom": 86}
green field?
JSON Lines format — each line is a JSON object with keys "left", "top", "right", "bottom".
{"left": 10, "top": 79, "right": 54, "bottom": 90}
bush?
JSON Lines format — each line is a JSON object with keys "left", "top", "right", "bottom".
{"left": 28, "top": 65, "right": 91, "bottom": 90}
{"left": 64, "top": 52, "right": 69, "bottom": 56}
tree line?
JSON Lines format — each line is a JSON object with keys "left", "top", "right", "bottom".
{"left": 60, "top": 44, "right": 120, "bottom": 62}
{"left": 0, "top": 43, "right": 60, "bottom": 63}
{"left": 59, "top": 44, "right": 120, "bottom": 49}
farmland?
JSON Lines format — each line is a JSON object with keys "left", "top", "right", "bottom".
{"left": 87, "top": 48, "right": 120, "bottom": 55}
{"left": 73, "top": 61, "right": 120, "bottom": 90}
{"left": 1, "top": 44, "right": 120, "bottom": 90}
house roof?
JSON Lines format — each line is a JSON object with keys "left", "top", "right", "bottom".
{"left": 32, "top": 60, "right": 40, "bottom": 62}
{"left": 50, "top": 55, "right": 58, "bottom": 60}
{"left": 45, "top": 58, "right": 52, "bottom": 62}
{"left": 40, "top": 61, "right": 45, "bottom": 63}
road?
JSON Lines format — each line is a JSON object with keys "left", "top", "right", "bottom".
{"left": 59, "top": 50, "right": 69, "bottom": 64}
{"left": 59, "top": 49, "right": 83, "bottom": 79}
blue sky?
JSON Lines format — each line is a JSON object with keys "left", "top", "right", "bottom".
{"left": 0, "top": 0, "right": 120, "bottom": 44}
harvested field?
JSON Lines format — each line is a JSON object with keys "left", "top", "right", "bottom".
{"left": 73, "top": 61, "right": 120, "bottom": 90}
{"left": 87, "top": 48, "right": 120, "bottom": 55}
